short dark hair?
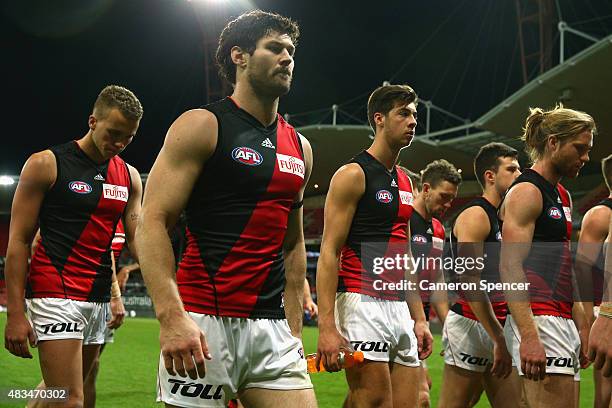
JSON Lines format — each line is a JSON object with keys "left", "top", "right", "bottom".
{"left": 367, "top": 84, "right": 418, "bottom": 131}
{"left": 421, "top": 159, "right": 462, "bottom": 188}
{"left": 474, "top": 142, "right": 518, "bottom": 188}
{"left": 602, "top": 153, "right": 612, "bottom": 191}
{"left": 93, "top": 85, "right": 143, "bottom": 121}
{"left": 398, "top": 166, "right": 421, "bottom": 191}
{"left": 215, "top": 10, "right": 299, "bottom": 85}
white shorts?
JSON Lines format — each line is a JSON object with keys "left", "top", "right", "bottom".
{"left": 157, "top": 313, "right": 312, "bottom": 408}
{"left": 26, "top": 298, "right": 107, "bottom": 345}
{"left": 335, "top": 292, "right": 420, "bottom": 367}
{"left": 442, "top": 310, "right": 494, "bottom": 373}
{"left": 103, "top": 303, "right": 114, "bottom": 343}
{"left": 504, "top": 314, "right": 580, "bottom": 380}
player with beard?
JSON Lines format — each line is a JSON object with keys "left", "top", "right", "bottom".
{"left": 438, "top": 143, "right": 521, "bottom": 408}
{"left": 407, "top": 160, "right": 461, "bottom": 407}
{"left": 317, "top": 84, "right": 433, "bottom": 408}
{"left": 135, "top": 11, "right": 316, "bottom": 408}
{"left": 499, "top": 105, "right": 595, "bottom": 408}
{"left": 575, "top": 153, "right": 612, "bottom": 407}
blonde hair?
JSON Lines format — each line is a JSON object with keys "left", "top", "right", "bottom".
{"left": 521, "top": 104, "right": 595, "bottom": 162}
{"left": 93, "top": 85, "right": 143, "bottom": 121}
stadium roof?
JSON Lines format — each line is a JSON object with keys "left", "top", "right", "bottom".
{"left": 299, "top": 34, "right": 612, "bottom": 197}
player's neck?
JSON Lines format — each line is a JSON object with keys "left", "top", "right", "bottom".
{"left": 412, "top": 197, "right": 431, "bottom": 221}
{"left": 77, "top": 133, "right": 106, "bottom": 164}
{"left": 531, "top": 161, "right": 561, "bottom": 186}
{"left": 482, "top": 188, "right": 501, "bottom": 208}
{"left": 366, "top": 139, "right": 400, "bottom": 172}
{"left": 231, "top": 83, "right": 279, "bottom": 127}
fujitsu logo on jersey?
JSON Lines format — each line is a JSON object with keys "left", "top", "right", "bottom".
{"left": 276, "top": 153, "right": 305, "bottom": 178}
{"left": 548, "top": 207, "right": 562, "bottom": 220}
{"left": 399, "top": 190, "right": 413, "bottom": 205}
{"left": 232, "top": 147, "right": 263, "bottom": 166}
{"left": 68, "top": 181, "right": 92, "bottom": 194}
{"left": 376, "top": 190, "right": 393, "bottom": 203}
{"left": 412, "top": 234, "right": 427, "bottom": 245}
{"left": 103, "top": 184, "right": 128, "bottom": 202}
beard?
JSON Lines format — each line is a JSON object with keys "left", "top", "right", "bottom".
{"left": 247, "top": 68, "right": 291, "bottom": 98}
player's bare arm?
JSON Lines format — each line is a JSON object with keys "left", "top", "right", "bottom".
{"left": 405, "top": 223, "right": 434, "bottom": 360}
{"left": 576, "top": 206, "right": 610, "bottom": 324}
{"left": 500, "top": 182, "right": 545, "bottom": 381}
{"left": 135, "top": 109, "right": 217, "bottom": 380}
{"left": 122, "top": 164, "right": 143, "bottom": 260}
{"left": 4, "top": 151, "right": 56, "bottom": 358}
{"left": 588, "top": 216, "right": 612, "bottom": 377}
{"left": 282, "top": 135, "right": 313, "bottom": 339}
{"left": 316, "top": 163, "right": 363, "bottom": 372}
{"left": 107, "top": 251, "right": 126, "bottom": 329}
{"left": 456, "top": 206, "right": 511, "bottom": 378}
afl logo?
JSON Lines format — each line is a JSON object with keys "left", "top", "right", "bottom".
{"left": 68, "top": 181, "right": 92, "bottom": 194}
{"left": 548, "top": 207, "right": 562, "bottom": 220}
{"left": 376, "top": 190, "right": 393, "bottom": 203}
{"left": 412, "top": 234, "right": 428, "bottom": 245}
{"left": 232, "top": 147, "right": 263, "bottom": 166}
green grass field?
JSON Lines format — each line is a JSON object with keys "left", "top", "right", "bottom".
{"left": 0, "top": 313, "right": 596, "bottom": 407}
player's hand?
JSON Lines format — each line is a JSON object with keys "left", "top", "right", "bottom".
{"left": 304, "top": 299, "right": 318, "bottom": 318}
{"left": 160, "top": 313, "right": 211, "bottom": 380}
{"left": 578, "top": 325, "right": 591, "bottom": 369}
{"left": 316, "top": 323, "right": 351, "bottom": 372}
{"left": 107, "top": 296, "right": 126, "bottom": 329}
{"left": 414, "top": 320, "right": 433, "bottom": 360}
{"left": 4, "top": 313, "right": 36, "bottom": 358}
{"left": 588, "top": 316, "right": 612, "bottom": 377}
{"left": 490, "top": 337, "right": 512, "bottom": 378}
{"left": 519, "top": 335, "right": 546, "bottom": 381}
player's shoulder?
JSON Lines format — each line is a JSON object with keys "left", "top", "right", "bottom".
{"left": 164, "top": 109, "right": 218, "bottom": 156}
{"left": 583, "top": 204, "right": 611, "bottom": 226}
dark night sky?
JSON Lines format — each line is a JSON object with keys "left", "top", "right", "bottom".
{"left": 2, "top": 0, "right": 611, "bottom": 174}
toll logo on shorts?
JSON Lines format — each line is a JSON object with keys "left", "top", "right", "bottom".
{"left": 68, "top": 181, "right": 92, "bottom": 194}
{"left": 351, "top": 341, "right": 390, "bottom": 353}
{"left": 167, "top": 379, "right": 223, "bottom": 400}
{"left": 103, "top": 184, "right": 128, "bottom": 202}
{"left": 376, "top": 190, "right": 393, "bottom": 203}
{"left": 459, "top": 352, "right": 489, "bottom": 367}
{"left": 232, "top": 147, "right": 263, "bottom": 166}
{"left": 546, "top": 356, "right": 573, "bottom": 368}
{"left": 548, "top": 207, "right": 563, "bottom": 220}
{"left": 40, "top": 322, "right": 82, "bottom": 335}
{"left": 412, "top": 234, "right": 428, "bottom": 245}
{"left": 277, "top": 153, "right": 305, "bottom": 178}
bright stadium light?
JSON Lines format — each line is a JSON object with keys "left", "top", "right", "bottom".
{"left": 0, "top": 176, "right": 15, "bottom": 186}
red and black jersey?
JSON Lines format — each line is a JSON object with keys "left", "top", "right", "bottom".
{"left": 507, "top": 169, "right": 573, "bottom": 318}
{"left": 27, "top": 141, "right": 131, "bottom": 302}
{"left": 177, "top": 97, "right": 305, "bottom": 319}
{"left": 338, "top": 151, "right": 414, "bottom": 300}
{"left": 591, "top": 198, "right": 611, "bottom": 306}
{"left": 111, "top": 220, "right": 126, "bottom": 264}
{"left": 410, "top": 210, "right": 445, "bottom": 320}
{"left": 450, "top": 197, "right": 507, "bottom": 322}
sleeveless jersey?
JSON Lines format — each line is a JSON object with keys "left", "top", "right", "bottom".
{"left": 508, "top": 169, "right": 573, "bottom": 318}
{"left": 338, "top": 151, "right": 414, "bottom": 300}
{"left": 410, "top": 210, "right": 445, "bottom": 320}
{"left": 28, "top": 141, "right": 131, "bottom": 302}
{"left": 591, "top": 198, "right": 611, "bottom": 305}
{"left": 176, "top": 97, "right": 305, "bottom": 319}
{"left": 450, "top": 197, "right": 507, "bottom": 322}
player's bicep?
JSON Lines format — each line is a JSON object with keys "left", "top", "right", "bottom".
{"left": 9, "top": 152, "right": 55, "bottom": 246}
{"left": 141, "top": 110, "right": 217, "bottom": 228}
{"left": 320, "top": 165, "right": 364, "bottom": 254}
{"left": 501, "top": 184, "right": 540, "bottom": 244}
